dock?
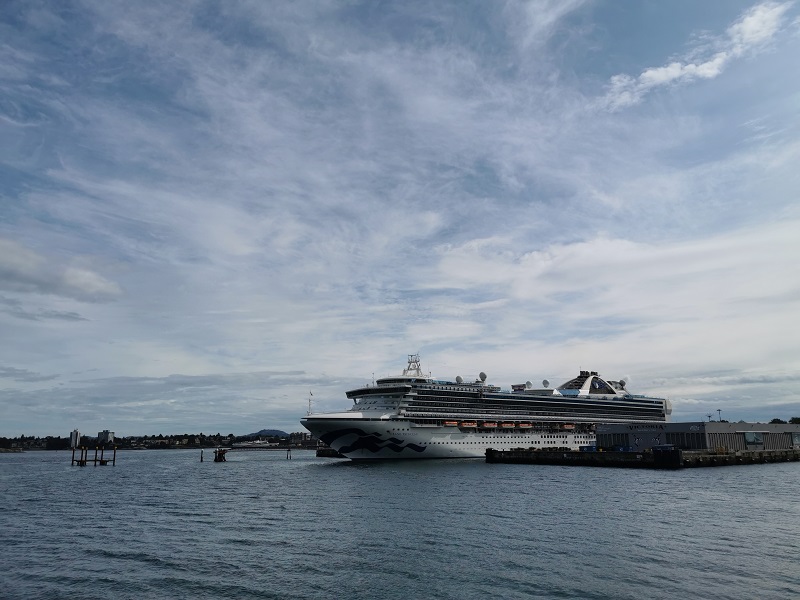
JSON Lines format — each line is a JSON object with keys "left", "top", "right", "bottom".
{"left": 485, "top": 447, "right": 800, "bottom": 469}
{"left": 71, "top": 446, "right": 116, "bottom": 466}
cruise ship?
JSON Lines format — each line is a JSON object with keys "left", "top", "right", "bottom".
{"left": 301, "top": 354, "right": 671, "bottom": 459}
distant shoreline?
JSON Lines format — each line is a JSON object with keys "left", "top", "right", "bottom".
{"left": 0, "top": 446, "right": 317, "bottom": 453}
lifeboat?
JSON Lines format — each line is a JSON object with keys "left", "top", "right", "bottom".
{"left": 482, "top": 422, "right": 498, "bottom": 428}
{"left": 563, "top": 423, "right": 576, "bottom": 430}
{"left": 501, "top": 422, "right": 515, "bottom": 428}
{"left": 460, "top": 421, "right": 478, "bottom": 428}
{"left": 444, "top": 420, "right": 459, "bottom": 427}
{"left": 519, "top": 423, "right": 532, "bottom": 429}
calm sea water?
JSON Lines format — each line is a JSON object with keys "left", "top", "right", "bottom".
{"left": 1, "top": 449, "right": 798, "bottom": 600}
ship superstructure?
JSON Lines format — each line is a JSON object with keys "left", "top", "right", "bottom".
{"left": 301, "top": 354, "right": 671, "bottom": 459}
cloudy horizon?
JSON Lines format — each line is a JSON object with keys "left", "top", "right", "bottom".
{"left": 2, "top": 1, "right": 799, "bottom": 437}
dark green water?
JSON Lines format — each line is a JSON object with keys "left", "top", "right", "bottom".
{"left": 1, "top": 450, "right": 798, "bottom": 599}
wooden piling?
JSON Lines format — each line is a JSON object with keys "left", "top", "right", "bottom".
{"left": 71, "top": 445, "right": 116, "bottom": 466}
{"left": 75, "top": 446, "right": 88, "bottom": 466}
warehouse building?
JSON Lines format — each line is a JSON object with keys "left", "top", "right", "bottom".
{"left": 596, "top": 422, "right": 800, "bottom": 452}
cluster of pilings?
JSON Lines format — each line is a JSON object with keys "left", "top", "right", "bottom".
{"left": 71, "top": 446, "right": 116, "bottom": 466}
{"left": 201, "top": 447, "right": 295, "bottom": 461}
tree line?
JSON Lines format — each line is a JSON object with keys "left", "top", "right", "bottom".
{"left": 0, "top": 431, "right": 310, "bottom": 450}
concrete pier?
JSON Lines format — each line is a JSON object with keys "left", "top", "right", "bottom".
{"left": 485, "top": 447, "right": 800, "bottom": 469}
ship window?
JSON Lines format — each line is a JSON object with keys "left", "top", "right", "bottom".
{"left": 559, "top": 375, "right": 589, "bottom": 390}
{"left": 589, "top": 378, "right": 616, "bottom": 395}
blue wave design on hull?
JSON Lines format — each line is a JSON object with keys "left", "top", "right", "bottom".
{"left": 320, "top": 428, "right": 426, "bottom": 455}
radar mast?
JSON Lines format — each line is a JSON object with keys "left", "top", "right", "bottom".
{"left": 403, "top": 354, "right": 424, "bottom": 377}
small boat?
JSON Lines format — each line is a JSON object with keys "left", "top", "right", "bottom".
{"left": 460, "top": 421, "right": 478, "bottom": 428}
{"left": 519, "top": 423, "right": 532, "bottom": 428}
{"left": 444, "top": 420, "right": 459, "bottom": 427}
{"left": 482, "top": 422, "right": 498, "bottom": 428}
{"left": 501, "top": 422, "right": 515, "bottom": 428}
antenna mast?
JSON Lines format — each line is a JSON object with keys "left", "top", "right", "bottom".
{"left": 403, "top": 354, "right": 423, "bottom": 377}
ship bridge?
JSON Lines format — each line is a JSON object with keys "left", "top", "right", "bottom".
{"left": 556, "top": 371, "right": 627, "bottom": 397}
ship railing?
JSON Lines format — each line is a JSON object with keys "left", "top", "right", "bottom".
{"left": 402, "top": 413, "right": 655, "bottom": 427}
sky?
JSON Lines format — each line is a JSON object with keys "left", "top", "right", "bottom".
{"left": 1, "top": 1, "right": 799, "bottom": 437}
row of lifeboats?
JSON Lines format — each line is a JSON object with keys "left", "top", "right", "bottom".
{"left": 443, "top": 420, "right": 535, "bottom": 429}
{"left": 444, "top": 421, "right": 575, "bottom": 430}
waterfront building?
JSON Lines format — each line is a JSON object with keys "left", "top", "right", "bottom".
{"left": 98, "top": 430, "right": 115, "bottom": 445}
{"left": 596, "top": 421, "right": 800, "bottom": 452}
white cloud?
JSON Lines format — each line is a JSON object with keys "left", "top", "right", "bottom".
{"left": 507, "top": 0, "right": 587, "bottom": 51}
{"left": 421, "top": 216, "right": 800, "bottom": 406}
{"left": 1, "top": 2, "right": 799, "bottom": 434}
{"left": 603, "top": 2, "right": 793, "bottom": 109}
{"left": 728, "top": 1, "right": 792, "bottom": 48}
{"left": 62, "top": 267, "right": 122, "bottom": 299}
{"left": 0, "top": 239, "right": 122, "bottom": 302}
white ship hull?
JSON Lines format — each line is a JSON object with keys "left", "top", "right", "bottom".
{"left": 302, "top": 413, "right": 596, "bottom": 459}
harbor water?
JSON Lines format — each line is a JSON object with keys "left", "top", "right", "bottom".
{"left": 1, "top": 450, "right": 798, "bottom": 599}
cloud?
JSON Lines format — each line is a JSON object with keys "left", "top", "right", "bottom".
{"left": 602, "top": 2, "right": 793, "bottom": 109}
{"left": 1, "top": 2, "right": 798, "bottom": 435}
{"left": 0, "top": 295, "right": 88, "bottom": 321}
{"left": 728, "top": 1, "right": 793, "bottom": 48}
{"left": 0, "top": 238, "right": 122, "bottom": 302}
{"left": 0, "top": 365, "right": 59, "bottom": 383}
{"left": 0, "top": 369, "right": 356, "bottom": 436}
{"left": 506, "top": 0, "right": 587, "bottom": 51}
{"left": 656, "top": 372, "right": 800, "bottom": 389}
{"left": 419, "top": 216, "right": 800, "bottom": 394}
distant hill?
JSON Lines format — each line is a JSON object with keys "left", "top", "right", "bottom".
{"left": 247, "top": 429, "right": 289, "bottom": 438}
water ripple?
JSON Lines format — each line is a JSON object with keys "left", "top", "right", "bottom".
{"left": 2, "top": 451, "right": 799, "bottom": 599}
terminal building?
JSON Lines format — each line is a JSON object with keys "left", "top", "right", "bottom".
{"left": 596, "top": 422, "right": 800, "bottom": 452}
